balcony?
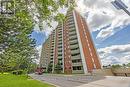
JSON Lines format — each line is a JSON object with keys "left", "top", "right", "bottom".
{"left": 50, "top": 51, "right": 53, "bottom": 54}
{"left": 50, "top": 61, "right": 53, "bottom": 64}
{"left": 58, "top": 49, "right": 62, "bottom": 52}
{"left": 58, "top": 57, "right": 62, "bottom": 60}
{"left": 50, "top": 57, "right": 53, "bottom": 60}
{"left": 67, "top": 15, "right": 74, "bottom": 19}
{"left": 58, "top": 35, "right": 62, "bottom": 38}
{"left": 69, "top": 36, "right": 77, "bottom": 41}
{"left": 71, "top": 55, "right": 81, "bottom": 60}
{"left": 50, "top": 54, "right": 53, "bottom": 57}
{"left": 68, "top": 21, "right": 75, "bottom": 25}
{"left": 67, "top": 12, "right": 73, "bottom": 16}
{"left": 71, "top": 49, "right": 80, "bottom": 55}
{"left": 70, "top": 44, "right": 79, "bottom": 50}
{"left": 58, "top": 52, "right": 62, "bottom": 56}
{"left": 72, "top": 62, "right": 82, "bottom": 66}
{"left": 69, "top": 28, "right": 76, "bottom": 32}
{"left": 57, "top": 25, "right": 61, "bottom": 28}
{"left": 58, "top": 31, "right": 62, "bottom": 34}
{"left": 67, "top": 18, "right": 74, "bottom": 23}
{"left": 58, "top": 29, "right": 62, "bottom": 31}
{"left": 69, "top": 40, "right": 78, "bottom": 45}
{"left": 51, "top": 42, "right": 55, "bottom": 44}
{"left": 68, "top": 24, "right": 75, "bottom": 28}
{"left": 58, "top": 45, "right": 62, "bottom": 48}
{"left": 50, "top": 48, "right": 54, "bottom": 51}
{"left": 58, "top": 37, "right": 62, "bottom": 40}
{"left": 58, "top": 42, "right": 62, "bottom": 45}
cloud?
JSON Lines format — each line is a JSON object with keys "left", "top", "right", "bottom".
{"left": 34, "top": 45, "right": 42, "bottom": 64}
{"left": 36, "top": 45, "right": 42, "bottom": 57}
{"left": 76, "top": 0, "right": 130, "bottom": 41}
{"left": 98, "top": 44, "right": 130, "bottom": 65}
{"left": 101, "top": 55, "right": 130, "bottom": 65}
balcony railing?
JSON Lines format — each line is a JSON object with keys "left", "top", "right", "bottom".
{"left": 69, "top": 28, "right": 76, "bottom": 32}
{"left": 71, "top": 55, "right": 81, "bottom": 60}
{"left": 68, "top": 24, "right": 75, "bottom": 28}
{"left": 58, "top": 57, "right": 62, "bottom": 60}
{"left": 72, "top": 62, "right": 82, "bottom": 66}
{"left": 58, "top": 45, "right": 62, "bottom": 48}
{"left": 70, "top": 44, "right": 79, "bottom": 50}
{"left": 71, "top": 49, "right": 80, "bottom": 55}
{"left": 69, "top": 40, "right": 78, "bottom": 45}
{"left": 69, "top": 36, "right": 77, "bottom": 41}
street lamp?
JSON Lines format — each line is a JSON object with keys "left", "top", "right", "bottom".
{"left": 111, "top": 0, "right": 130, "bottom": 16}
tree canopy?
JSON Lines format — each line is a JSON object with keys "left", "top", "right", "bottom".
{"left": 0, "top": 0, "right": 74, "bottom": 73}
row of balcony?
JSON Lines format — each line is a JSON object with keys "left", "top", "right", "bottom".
{"left": 70, "top": 44, "right": 79, "bottom": 50}
{"left": 58, "top": 38, "right": 62, "bottom": 41}
{"left": 67, "top": 14, "right": 73, "bottom": 19}
{"left": 71, "top": 55, "right": 81, "bottom": 60}
{"left": 58, "top": 35, "right": 62, "bottom": 38}
{"left": 58, "top": 42, "right": 62, "bottom": 45}
{"left": 68, "top": 24, "right": 75, "bottom": 29}
{"left": 58, "top": 57, "right": 62, "bottom": 60}
{"left": 58, "top": 45, "right": 62, "bottom": 48}
{"left": 58, "top": 49, "right": 62, "bottom": 52}
{"left": 72, "top": 62, "right": 82, "bottom": 67}
{"left": 67, "top": 18, "right": 74, "bottom": 23}
{"left": 68, "top": 21, "right": 75, "bottom": 26}
{"left": 69, "top": 35, "right": 77, "bottom": 41}
{"left": 71, "top": 49, "right": 80, "bottom": 55}
{"left": 69, "top": 39, "right": 78, "bottom": 45}
{"left": 69, "top": 29, "right": 76, "bottom": 33}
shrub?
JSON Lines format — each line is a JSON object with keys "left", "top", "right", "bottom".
{"left": 12, "top": 70, "right": 24, "bottom": 75}
{"left": 12, "top": 71, "right": 17, "bottom": 75}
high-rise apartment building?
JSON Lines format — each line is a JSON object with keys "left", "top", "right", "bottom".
{"left": 40, "top": 10, "right": 102, "bottom": 74}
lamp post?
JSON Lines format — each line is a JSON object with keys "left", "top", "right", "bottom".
{"left": 111, "top": 0, "right": 130, "bottom": 16}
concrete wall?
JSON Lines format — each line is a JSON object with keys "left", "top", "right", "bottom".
{"left": 92, "top": 69, "right": 114, "bottom": 76}
{"left": 92, "top": 68, "right": 130, "bottom": 76}
{"left": 112, "top": 68, "right": 130, "bottom": 76}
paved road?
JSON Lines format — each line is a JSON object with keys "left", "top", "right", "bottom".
{"left": 29, "top": 74, "right": 105, "bottom": 87}
{"left": 78, "top": 76, "right": 130, "bottom": 87}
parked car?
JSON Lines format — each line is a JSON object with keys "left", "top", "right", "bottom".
{"left": 35, "top": 67, "right": 43, "bottom": 75}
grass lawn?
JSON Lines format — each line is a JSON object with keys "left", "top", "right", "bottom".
{"left": 0, "top": 74, "right": 55, "bottom": 87}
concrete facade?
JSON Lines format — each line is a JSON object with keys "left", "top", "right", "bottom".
{"left": 40, "top": 10, "right": 101, "bottom": 74}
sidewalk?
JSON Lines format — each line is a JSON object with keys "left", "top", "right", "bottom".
{"left": 77, "top": 76, "right": 130, "bottom": 87}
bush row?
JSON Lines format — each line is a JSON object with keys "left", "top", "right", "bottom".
{"left": 12, "top": 70, "right": 25, "bottom": 75}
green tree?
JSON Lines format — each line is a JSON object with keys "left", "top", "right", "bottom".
{"left": 111, "top": 64, "right": 122, "bottom": 69}
{"left": 126, "top": 63, "right": 130, "bottom": 67}
{"left": 25, "top": 0, "right": 75, "bottom": 29}
{"left": 0, "top": 0, "right": 73, "bottom": 73}
{"left": 0, "top": 0, "right": 35, "bottom": 73}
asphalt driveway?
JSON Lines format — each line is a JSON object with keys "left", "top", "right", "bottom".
{"left": 29, "top": 74, "right": 104, "bottom": 87}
